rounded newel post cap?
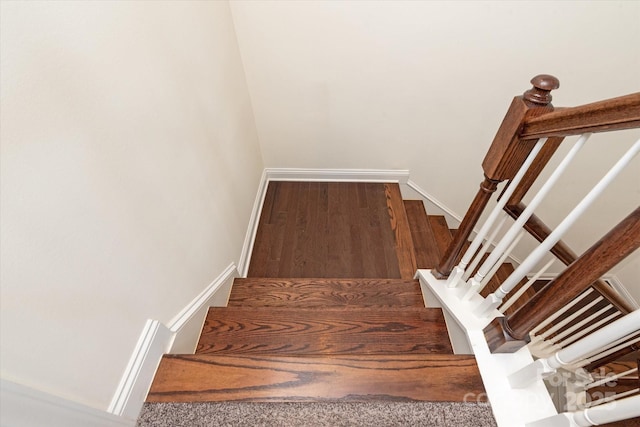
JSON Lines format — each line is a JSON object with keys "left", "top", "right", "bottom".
{"left": 523, "top": 74, "right": 560, "bottom": 105}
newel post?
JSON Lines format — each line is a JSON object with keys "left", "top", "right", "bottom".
{"left": 433, "top": 75, "right": 560, "bottom": 279}
{"left": 484, "top": 206, "right": 640, "bottom": 353}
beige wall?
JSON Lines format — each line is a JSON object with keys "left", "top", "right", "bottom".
{"left": 0, "top": 1, "right": 263, "bottom": 409}
{"left": 230, "top": 1, "right": 640, "bottom": 301}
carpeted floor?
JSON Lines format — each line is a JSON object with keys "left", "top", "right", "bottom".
{"left": 136, "top": 401, "right": 497, "bottom": 427}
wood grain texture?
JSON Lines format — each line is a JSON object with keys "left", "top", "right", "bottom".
{"left": 229, "top": 278, "right": 424, "bottom": 308}
{"left": 147, "top": 354, "right": 487, "bottom": 403}
{"left": 248, "top": 182, "right": 403, "bottom": 279}
{"left": 504, "top": 203, "right": 633, "bottom": 314}
{"left": 433, "top": 178, "right": 498, "bottom": 279}
{"left": 428, "top": 215, "right": 453, "bottom": 257}
{"left": 504, "top": 207, "right": 640, "bottom": 342}
{"left": 196, "top": 307, "right": 453, "bottom": 355}
{"left": 384, "top": 184, "right": 418, "bottom": 279}
{"left": 521, "top": 92, "right": 640, "bottom": 139}
{"left": 404, "top": 201, "right": 442, "bottom": 269}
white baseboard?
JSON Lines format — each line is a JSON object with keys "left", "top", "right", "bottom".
{"left": 107, "top": 263, "right": 239, "bottom": 420}
{"left": 406, "top": 179, "right": 464, "bottom": 227}
{"left": 265, "top": 168, "right": 410, "bottom": 183}
{"left": 107, "top": 320, "right": 172, "bottom": 419}
{"left": 238, "top": 170, "right": 269, "bottom": 277}
{"left": 167, "top": 263, "right": 239, "bottom": 353}
{"left": 1, "top": 379, "right": 134, "bottom": 427}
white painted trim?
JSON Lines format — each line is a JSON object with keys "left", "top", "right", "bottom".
{"left": 265, "top": 168, "right": 410, "bottom": 183}
{"left": 535, "top": 274, "right": 639, "bottom": 310}
{"left": 167, "top": 263, "right": 239, "bottom": 333}
{"left": 406, "top": 179, "right": 464, "bottom": 226}
{"left": 604, "top": 275, "right": 640, "bottom": 309}
{"left": 238, "top": 169, "right": 269, "bottom": 277}
{"left": 107, "top": 320, "right": 172, "bottom": 419}
{"left": 417, "top": 269, "right": 558, "bottom": 427}
{"left": 1, "top": 379, "right": 134, "bottom": 427}
{"left": 407, "top": 179, "right": 524, "bottom": 266}
{"left": 107, "top": 263, "right": 239, "bottom": 419}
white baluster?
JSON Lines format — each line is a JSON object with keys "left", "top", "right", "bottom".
{"left": 526, "top": 394, "right": 640, "bottom": 427}
{"left": 447, "top": 139, "right": 547, "bottom": 288}
{"left": 585, "top": 387, "right": 640, "bottom": 408}
{"left": 586, "top": 367, "right": 638, "bottom": 390}
{"left": 558, "top": 312, "right": 621, "bottom": 348}
{"left": 470, "top": 134, "right": 589, "bottom": 288}
{"left": 530, "top": 289, "right": 593, "bottom": 335}
{"left": 499, "top": 259, "right": 555, "bottom": 313}
{"left": 482, "top": 138, "right": 640, "bottom": 311}
{"left": 509, "top": 310, "right": 640, "bottom": 388}
{"left": 462, "top": 213, "right": 508, "bottom": 282}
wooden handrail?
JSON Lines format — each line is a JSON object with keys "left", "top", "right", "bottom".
{"left": 433, "top": 75, "right": 560, "bottom": 279}
{"left": 520, "top": 92, "right": 640, "bottom": 139}
{"left": 484, "top": 206, "right": 640, "bottom": 353}
{"left": 503, "top": 202, "right": 634, "bottom": 314}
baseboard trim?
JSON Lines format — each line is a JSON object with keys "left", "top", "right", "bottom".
{"left": 606, "top": 275, "right": 640, "bottom": 309}
{"left": 265, "top": 168, "right": 410, "bottom": 183}
{"left": 0, "top": 379, "right": 134, "bottom": 427}
{"left": 407, "top": 179, "right": 523, "bottom": 266}
{"left": 107, "top": 264, "right": 239, "bottom": 420}
{"left": 238, "top": 170, "right": 269, "bottom": 277}
{"left": 406, "top": 179, "right": 464, "bottom": 226}
{"left": 107, "top": 320, "right": 172, "bottom": 419}
{"left": 1, "top": 379, "right": 133, "bottom": 427}
{"left": 167, "top": 263, "right": 239, "bottom": 334}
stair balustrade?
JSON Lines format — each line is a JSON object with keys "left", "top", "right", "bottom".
{"left": 421, "top": 75, "right": 640, "bottom": 426}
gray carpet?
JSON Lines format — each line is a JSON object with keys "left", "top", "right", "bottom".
{"left": 137, "top": 402, "right": 497, "bottom": 427}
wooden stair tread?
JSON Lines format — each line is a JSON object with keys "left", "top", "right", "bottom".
{"left": 229, "top": 278, "right": 424, "bottom": 308}
{"left": 196, "top": 307, "right": 453, "bottom": 355}
{"left": 427, "top": 215, "right": 453, "bottom": 258}
{"left": 403, "top": 200, "right": 442, "bottom": 269}
{"left": 385, "top": 184, "right": 417, "bottom": 279}
{"left": 147, "top": 354, "right": 486, "bottom": 403}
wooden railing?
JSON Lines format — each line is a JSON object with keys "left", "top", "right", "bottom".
{"left": 425, "top": 75, "right": 640, "bottom": 425}
{"left": 433, "top": 75, "right": 639, "bottom": 338}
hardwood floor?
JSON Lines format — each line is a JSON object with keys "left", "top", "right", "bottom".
{"left": 147, "top": 181, "right": 489, "bottom": 407}
{"left": 248, "top": 182, "right": 416, "bottom": 279}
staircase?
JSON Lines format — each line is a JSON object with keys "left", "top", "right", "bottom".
{"left": 138, "top": 182, "right": 497, "bottom": 426}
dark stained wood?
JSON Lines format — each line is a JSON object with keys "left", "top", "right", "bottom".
{"left": 433, "top": 177, "right": 499, "bottom": 279}
{"left": 229, "top": 278, "right": 424, "bottom": 308}
{"left": 428, "top": 215, "right": 453, "bottom": 257}
{"left": 435, "top": 76, "right": 559, "bottom": 279}
{"left": 521, "top": 92, "right": 640, "bottom": 139}
{"left": 248, "top": 182, "right": 405, "bottom": 279}
{"left": 147, "top": 354, "right": 487, "bottom": 403}
{"left": 502, "top": 137, "right": 564, "bottom": 206}
{"left": 485, "top": 207, "right": 640, "bottom": 353}
{"left": 196, "top": 307, "right": 453, "bottom": 355}
{"left": 478, "top": 263, "right": 537, "bottom": 317}
{"left": 586, "top": 345, "right": 640, "bottom": 372}
{"left": 504, "top": 203, "right": 633, "bottom": 314}
{"left": 404, "top": 200, "right": 442, "bottom": 269}
{"left": 482, "top": 75, "right": 559, "bottom": 181}
{"left": 385, "top": 184, "right": 418, "bottom": 279}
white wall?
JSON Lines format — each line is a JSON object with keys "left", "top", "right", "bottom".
{"left": 229, "top": 1, "right": 640, "bottom": 301}
{"left": 0, "top": 0, "right": 263, "bottom": 411}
